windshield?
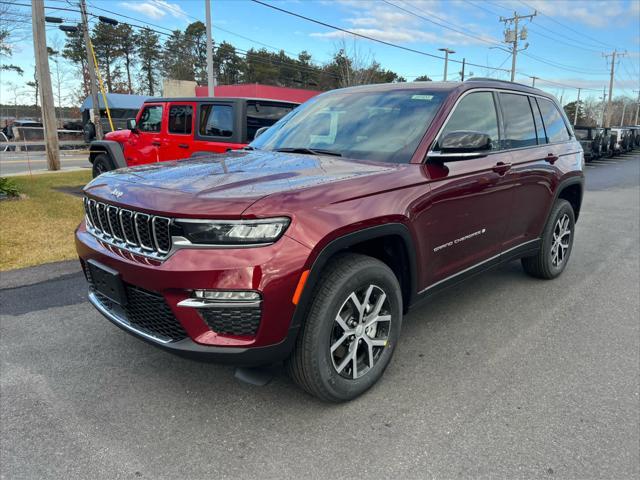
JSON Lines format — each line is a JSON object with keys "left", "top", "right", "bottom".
{"left": 574, "top": 129, "right": 590, "bottom": 140}
{"left": 250, "top": 88, "right": 447, "bottom": 163}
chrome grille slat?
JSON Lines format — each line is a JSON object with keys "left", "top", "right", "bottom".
{"left": 84, "top": 197, "right": 172, "bottom": 259}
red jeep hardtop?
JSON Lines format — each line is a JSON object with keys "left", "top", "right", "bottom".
{"left": 89, "top": 97, "right": 298, "bottom": 177}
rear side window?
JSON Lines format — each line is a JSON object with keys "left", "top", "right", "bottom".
{"left": 199, "top": 104, "right": 233, "bottom": 137}
{"left": 536, "top": 98, "right": 571, "bottom": 143}
{"left": 499, "top": 93, "right": 537, "bottom": 149}
{"left": 246, "top": 102, "right": 295, "bottom": 141}
{"left": 138, "top": 105, "right": 162, "bottom": 132}
{"left": 168, "top": 105, "right": 193, "bottom": 135}
{"left": 440, "top": 91, "right": 500, "bottom": 150}
{"left": 530, "top": 97, "right": 547, "bottom": 144}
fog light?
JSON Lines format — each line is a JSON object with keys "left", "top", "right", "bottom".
{"left": 193, "top": 290, "right": 261, "bottom": 302}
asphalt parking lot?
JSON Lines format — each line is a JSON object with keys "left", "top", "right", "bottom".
{"left": 1, "top": 153, "right": 639, "bottom": 479}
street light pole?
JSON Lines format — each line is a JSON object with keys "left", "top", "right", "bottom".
{"left": 438, "top": 48, "right": 455, "bottom": 82}
{"left": 205, "top": 0, "right": 216, "bottom": 96}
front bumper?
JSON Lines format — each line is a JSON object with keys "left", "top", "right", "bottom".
{"left": 76, "top": 222, "right": 311, "bottom": 365}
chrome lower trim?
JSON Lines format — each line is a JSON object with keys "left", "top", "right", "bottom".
{"left": 88, "top": 291, "right": 172, "bottom": 344}
{"left": 177, "top": 298, "right": 262, "bottom": 309}
{"left": 418, "top": 239, "right": 540, "bottom": 295}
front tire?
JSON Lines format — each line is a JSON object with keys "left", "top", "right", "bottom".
{"left": 92, "top": 153, "right": 112, "bottom": 178}
{"left": 522, "top": 199, "right": 575, "bottom": 279}
{"left": 286, "top": 254, "right": 402, "bottom": 402}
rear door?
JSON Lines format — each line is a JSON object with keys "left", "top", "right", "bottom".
{"left": 164, "top": 101, "right": 196, "bottom": 160}
{"left": 193, "top": 102, "right": 244, "bottom": 153}
{"left": 124, "top": 103, "right": 164, "bottom": 166}
{"left": 500, "top": 94, "right": 575, "bottom": 251}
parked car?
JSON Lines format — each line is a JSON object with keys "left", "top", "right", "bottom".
{"left": 89, "top": 97, "right": 299, "bottom": 177}
{"left": 573, "top": 126, "right": 600, "bottom": 161}
{"left": 610, "top": 128, "right": 624, "bottom": 155}
{"left": 76, "top": 80, "right": 584, "bottom": 402}
{"left": 630, "top": 126, "right": 640, "bottom": 147}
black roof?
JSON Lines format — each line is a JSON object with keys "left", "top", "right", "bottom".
{"left": 145, "top": 96, "right": 300, "bottom": 104}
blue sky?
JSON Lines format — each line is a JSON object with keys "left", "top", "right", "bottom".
{"left": 1, "top": 0, "right": 639, "bottom": 106}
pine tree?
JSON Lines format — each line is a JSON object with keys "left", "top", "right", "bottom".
{"left": 136, "top": 27, "right": 162, "bottom": 96}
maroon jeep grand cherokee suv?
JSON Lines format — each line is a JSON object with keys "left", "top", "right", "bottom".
{"left": 76, "top": 79, "right": 584, "bottom": 402}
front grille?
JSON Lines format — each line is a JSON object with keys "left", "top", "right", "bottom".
{"left": 83, "top": 262, "right": 187, "bottom": 342}
{"left": 84, "top": 197, "right": 172, "bottom": 259}
{"left": 200, "top": 307, "right": 262, "bottom": 336}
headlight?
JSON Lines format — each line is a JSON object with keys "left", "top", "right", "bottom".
{"left": 174, "top": 217, "right": 290, "bottom": 245}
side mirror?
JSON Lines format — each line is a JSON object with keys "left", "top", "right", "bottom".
{"left": 126, "top": 118, "right": 138, "bottom": 132}
{"left": 254, "top": 126, "right": 269, "bottom": 139}
{"left": 429, "top": 131, "right": 492, "bottom": 162}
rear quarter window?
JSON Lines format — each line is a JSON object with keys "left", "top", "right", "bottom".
{"left": 246, "top": 102, "right": 296, "bottom": 141}
{"left": 536, "top": 97, "right": 571, "bottom": 143}
{"left": 499, "top": 93, "right": 537, "bottom": 149}
{"left": 199, "top": 104, "right": 233, "bottom": 137}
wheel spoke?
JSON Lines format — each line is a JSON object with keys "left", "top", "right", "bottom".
{"left": 368, "top": 338, "right": 388, "bottom": 347}
{"left": 335, "top": 348, "right": 355, "bottom": 374}
{"left": 348, "top": 292, "right": 364, "bottom": 319}
{"left": 331, "top": 333, "right": 350, "bottom": 353}
{"left": 365, "top": 314, "right": 391, "bottom": 329}
{"left": 351, "top": 347, "right": 358, "bottom": 379}
{"left": 362, "top": 285, "right": 375, "bottom": 315}
{"left": 370, "top": 292, "right": 386, "bottom": 318}
{"left": 367, "top": 341, "right": 374, "bottom": 369}
{"left": 335, "top": 312, "right": 352, "bottom": 333}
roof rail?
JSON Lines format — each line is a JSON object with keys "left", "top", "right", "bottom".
{"left": 465, "top": 77, "right": 532, "bottom": 88}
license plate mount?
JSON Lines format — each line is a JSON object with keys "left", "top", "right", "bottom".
{"left": 87, "top": 260, "right": 127, "bottom": 306}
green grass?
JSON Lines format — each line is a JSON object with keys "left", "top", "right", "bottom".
{"left": 0, "top": 170, "right": 92, "bottom": 271}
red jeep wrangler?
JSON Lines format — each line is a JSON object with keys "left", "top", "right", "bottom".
{"left": 77, "top": 80, "right": 584, "bottom": 401}
{"left": 89, "top": 97, "right": 298, "bottom": 177}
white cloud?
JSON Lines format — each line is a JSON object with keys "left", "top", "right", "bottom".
{"left": 310, "top": 0, "right": 502, "bottom": 47}
{"left": 119, "top": 0, "right": 189, "bottom": 21}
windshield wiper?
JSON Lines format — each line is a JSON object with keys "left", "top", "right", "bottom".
{"left": 274, "top": 147, "right": 342, "bottom": 157}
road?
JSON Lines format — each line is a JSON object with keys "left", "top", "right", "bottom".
{"left": 1, "top": 153, "right": 639, "bottom": 479}
{"left": 0, "top": 151, "right": 89, "bottom": 176}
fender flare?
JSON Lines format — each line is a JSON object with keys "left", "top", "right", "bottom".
{"left": 552, "top": 174, "right": 585, "bottom": 222}
{"left": 89, "top": 140, "right": 127, "bottom": 170}
{"left": 289, "top": 223, "right": 418, "bottom": 330}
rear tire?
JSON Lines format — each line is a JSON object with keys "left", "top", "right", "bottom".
{"left": 92, "top": 153, "right": 112, "bottom": 178}
{"left": 522, "top": 199, "right": 575, "bottom": 279}
{"left": 285, "top": 254, "right": 402, "bottom": 402}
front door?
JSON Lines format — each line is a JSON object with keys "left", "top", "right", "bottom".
{"left": 421, "top": 90, "right": 515, "bottom": 287}
{"left": 125, "top": 103, "right": 164, "bottom": 166}
{"left": 164, "top": 102, "right": 196, "bottom": 161}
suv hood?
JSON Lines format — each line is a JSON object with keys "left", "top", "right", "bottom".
{"left": 84, "top": 150, "right": 395, "bottom": 217}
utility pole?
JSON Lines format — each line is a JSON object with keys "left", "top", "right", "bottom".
{"left": 79, "top": 0, "right": 103, "bottom": 139}
{"left": 459, "top": 58, "right": 466, "bottom": 81}
{"left": 603, "top": 50, "right": 626, "bottom": 128}
{"left": 633, "top": 90, "right": 639, "bottom": 125}
{"left": 573, "top": 88, "right": 581, "bottom": 126}
{"left": 599, "top": 88, "right": 607, "bottom": 128}
{"left": 205, "top": 0, "right": 216, "bottom": 96}
{"left": 530, "top": 76, "right": 539, "bottom": 87}
{"left": 438, "top": 48, "right": 455, "bottom": 81}
{"left": 500, "top": 10, "right": 536, "bottom": 82}
{"left": 620, "top": 101, "right": 627, "bottom": 126}
{"left": 31, "top": 0, "right": 60, "bottom": 170}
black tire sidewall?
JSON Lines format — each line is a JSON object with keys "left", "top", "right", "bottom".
{"left": 542, "top": 200, "right": 575, "bottom": 277}
{"left": 308, "top": 261, "right": 402, "bottom": 401}
{"left": 92, "top": 154, "right": 111, "bottom": 178}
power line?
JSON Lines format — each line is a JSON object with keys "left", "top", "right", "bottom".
{"left": 521, "top": 51, "right": 609, "bottom": 75}
{"left": 381, "top": 0, "right": 502, "bottom": 48}
{"left": 249, "top": 0, "right": 511, "bottom": 73}
{"left": 518, "top": 0, "right": 619, "bottom": 50}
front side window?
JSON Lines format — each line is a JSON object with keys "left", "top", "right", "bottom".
{"left": 499, "top": 93, "right": 537, "bottom": 149}
{"left": 536, "top": 98, "right": 571, "bottom": 143}
{"left": 251, "top": 89, "right": 446, "bottom": 164}
{"left": 439, "top": 91, "right": 500, "bottom": 151}
{"left": 168, "top": 105, "right": 193, "bottom": 135}
{"left": 246, "top": 102, "right": 296, "bottom": 141}
{"left": 199, "top": 104, "right": 233, "bottom": 137}
{"left": 138, "top": 105, "right": 163, "bottom": 132}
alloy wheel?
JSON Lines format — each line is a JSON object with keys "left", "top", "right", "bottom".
{"left": 551, "top": 213, "right": 571, "bottom": 267}
{"left": 330, "top": 284, "right": 392, "bottom": 379}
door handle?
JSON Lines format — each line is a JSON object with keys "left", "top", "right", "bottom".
{"left": 544, "top": 153, "right": 559, "bottom": 164}
{"left": 178, "top": 143, "right": 189, "bottom": 149}
{"left": 492, "top": 161, "right": 512, "bottom": 175}
{"left": 151, "top": 141, "right": 161, "bottom": 147}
